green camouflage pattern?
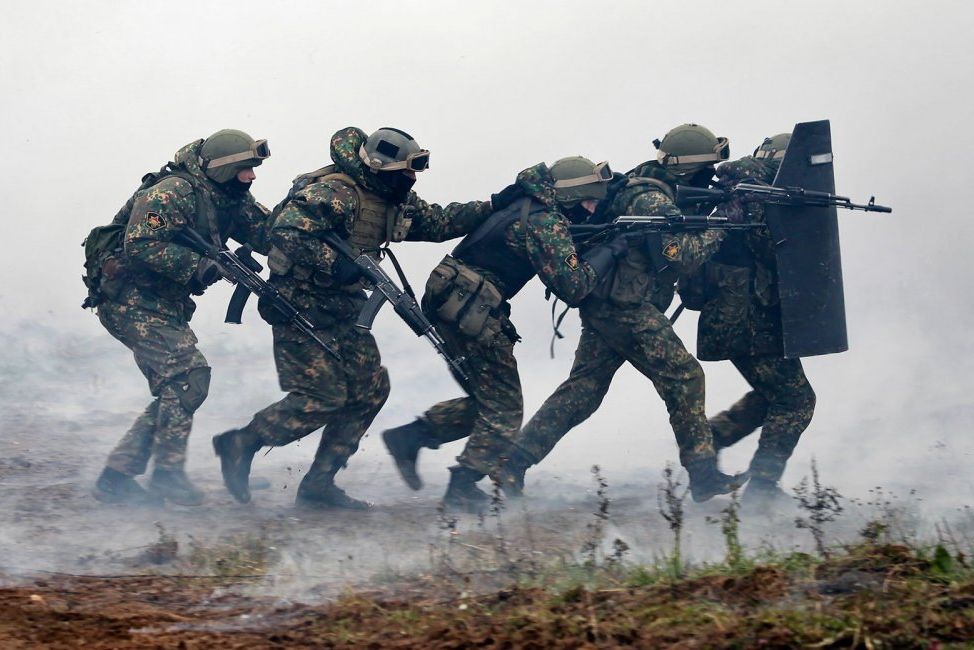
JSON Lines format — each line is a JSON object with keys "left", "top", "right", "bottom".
{"left": 697, "top": 155, "right": 782, "bottom": 360}
{"left": 511, "top": 163, "right": 725, "bottom": 472}
{"left": 113, "top": 140, "right": 271, "bottom": 320}
{"left": 247, "top": 321, "right": 390, "bottom": 483}
{"left": 415, "top": 163, "right": 605, "bottom": 476}
{"left": 98, "top": 302, "right": 208, "bottom": 474}
{"left": 419, "top": 294, "right": 522, "bottom": 476}
{"left": 94, "top": 139, "right": 271, "bottom": 478}
{"left": 701, "top": 154, "right": 816, "bottom": 484}
{"left": 709, "top": 355, "right": 815, "bottom": 482}
{"left": 244, "top": 127, "right": 493, "bottom": 490}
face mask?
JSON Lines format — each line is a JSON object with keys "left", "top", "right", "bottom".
{"left": 377, "top": 170, "right": 417, "bottom": 202}
{"left": 220, "top": 178, "right": 253, "bottom": 196}
{"left": 563, "top": 202, "right": 593, "bottom": 224}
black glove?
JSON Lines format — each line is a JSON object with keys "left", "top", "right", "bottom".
{"left": 490, "top": 182, "right": 524, "bottom": 211}
{"left": 189, "top": 259, "right": 222, "bottom": 295}
{"left": 330, "top": 256, "right": 362, "bottom": 285}
{"left": 580, "top": 235, "right": 629, "bottom": 279}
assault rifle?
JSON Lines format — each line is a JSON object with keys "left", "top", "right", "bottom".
{"left": 175, "top": 228, "right": 341, "bottom": 361}
{"left": 320, "top": 232, "right": 469, "bottom": 382}
{"left": 569, "top": 214, "right": 765, "bottom": 245}
{"left": 674, "top": 183, "right": 892, "bottom": 213}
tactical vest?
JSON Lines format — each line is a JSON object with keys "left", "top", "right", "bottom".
{"left": 590, "top": 177, "right": 678, "bottom": 308}
{"left": 267, "top": 166, "right": 412, "bottom": 283}
{"left": 451, "top": 198, "right": 540, "bottom": 299}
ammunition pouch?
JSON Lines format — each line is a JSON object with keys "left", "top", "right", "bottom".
{"left": 425, "top": 255, "right": 504, "bottom": 344}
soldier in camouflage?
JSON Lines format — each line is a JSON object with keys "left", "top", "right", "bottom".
{"left": 212, "top": 126, "right": 497, "bottom": 510}
{"left": 91, "top": 129, "right": 272, "bottom": 507}
{"left": 695, "top": 133, "right": 817, "bottom": 504}
{"left": 494, "top": 124, "right": 748, "bottom": 503}
{"left": 381, "top": 156, "right": 627, "bottom": 512}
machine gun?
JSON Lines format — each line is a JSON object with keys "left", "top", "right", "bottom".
{"left": 674, "top": 183, "right": 892, "bottom": 213}
{"left": 320, "top": 232, "right": 469, "bottom": 382}
{"left": 175, "top": 227, "right": 341, "bottom": 361}
{"left": 569, "top": 214, "right": 765, "bottom": 246}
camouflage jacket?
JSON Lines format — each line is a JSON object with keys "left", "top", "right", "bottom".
{"left": 268, "top": 127, "right": 494, "bottom": 324}
{"left": 583, "top": 161, "right": 724, "bottom": 314}
{"left": 450, "top": 162, "right": 601, "bottom": 307}
{"left": 695, "top": 155, "right": 784, "bottom": 360}
{"left": 110, "top": 140, "right": 271, "bottom": 321}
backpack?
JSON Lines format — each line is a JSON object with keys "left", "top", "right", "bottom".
{"left": 80, "top": 164, "right": 200, "bottom": 309}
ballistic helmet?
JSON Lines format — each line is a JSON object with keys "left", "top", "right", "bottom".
{"left": 754, "top": 132, "right": 791, "bottom": 160}
{"left": 358, "top": 127, "right": 430, "bottom": 173}
{"left": 199, "top": 129, "right": 270, "bottom": 183}
{"left": 550, "top": 156, "right": 612, "bottom": 204}
{"left": 654, "top": 123, "right": 729, "bottom": 174}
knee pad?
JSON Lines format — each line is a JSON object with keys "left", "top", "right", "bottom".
{"left": 172, "top": 366, "right": 211, "bottom": 413}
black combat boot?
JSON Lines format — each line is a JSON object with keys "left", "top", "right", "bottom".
{"left": 442, "top": 466, "right": 491, "bottom": 514}
{"left": 149, "top": 468, "right": 204, "bottom": 506}
{"left": 295, "top": 475, "right": 372, "bottom": 511}
{"left": 212, "top": 426, "right": 262, "bottom": 504}
{"left": 741, "top": 476, "right": 791, "bottom": 509}
{"left": 382, "top": 419, "right": 437, "bottom": 490}
{"left": 489, "top": 447, "right": 535, "bottom": 498}
{"left": 92, "top": 467, "right": 163, "bottom": 507}
{"left": 685, "top": 457, "right": 749, "bottom": 503}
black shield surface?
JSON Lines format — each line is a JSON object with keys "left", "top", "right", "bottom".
{"left": 764, "top": 120, "right": 848, "bottom": 358}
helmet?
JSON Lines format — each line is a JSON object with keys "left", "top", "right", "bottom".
{"left": 550, "top": 156, "right": 612, "bottom": 204}
{"left": 358, "top": 127, "right": 430, "bottom": 173}
{"left": 654, "top": 123, "right": 729, "bottom": 174}
{"left": 754, "top": 132, "right": 791, "bottom": 160}
{"left": 199, "top": 129, "right": 270, "bottom": 183}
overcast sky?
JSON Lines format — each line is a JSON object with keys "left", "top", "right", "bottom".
{"left": 2, "top": 0, "right": 973, "bottom": 500}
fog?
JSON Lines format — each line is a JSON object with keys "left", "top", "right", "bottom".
{"left": 1, "top": 1, "right": 973, "bottom": 583}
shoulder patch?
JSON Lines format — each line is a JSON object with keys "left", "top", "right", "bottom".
{"left": 565, "top": 252, "right": 579, "bottom": 270}
{"left": 662, "top": 240, "right": 681, "bottom": 261}
{"left": 145, "top": 212, "right": 165, "bottom": 230}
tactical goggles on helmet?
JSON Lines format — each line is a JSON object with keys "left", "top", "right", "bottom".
{"left": 552, "top": 161, "right": 613, "bottom": 189}
{"left": 754, "top": 141, "right": 787, "bottom": 160}
{"left": 656, "top": 137, "right": 730, "bottom": 166}
{"left": 358, "top": 144, "right": 431, "bottom": 173}
{"left": 203, "top": 139, "right": 271, "bottom": 170}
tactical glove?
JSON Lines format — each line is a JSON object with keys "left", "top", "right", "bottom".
{"left": 490, "top": 182, "right": 524, "bottom": 211}
{"left": 581, "top": 234, "right": 629, "bottom": 280}
{"left": 189, "top": 259, "right": 223, "bottom": 295}
{"left": 330, "top": 256, "right": 362, "bottom": 286}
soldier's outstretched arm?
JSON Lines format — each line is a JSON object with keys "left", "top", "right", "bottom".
{"left": 229, "top": 197, "right": 273, "bottom": 255}
{"left": 123, "top": 177, "right": 201, "bottom": 284}
{"left": 402, "top": 193, "right": 494, "bottom": 242}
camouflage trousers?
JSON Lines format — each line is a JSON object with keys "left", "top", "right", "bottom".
{"left": 245, "top": 321, "right": 389, "bottom": 490}
{"left": 97, "top": 302, "right": 209, "bottom": 475}
{"left": 514, "top": 299, "right": 715, "bottom": 468}
{"left": 420, "top": 314, "right": 522, "bottom": 477}
{"left": 709, "top": 355, "right": 815, "bottom": 482}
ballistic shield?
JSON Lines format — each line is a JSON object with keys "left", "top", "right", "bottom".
{"left": 766, "top": 119, "right": 847, "bottom": 358}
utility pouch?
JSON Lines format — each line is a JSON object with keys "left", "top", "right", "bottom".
{"left": 436, "top": 263, "right": 482, "bottom": 323}
{"left": 458, "top": 279, "right": 502, "bottom": 339}
{"left": 424, "top": 255, "right": 461, "bottom": 304}
{"left": 606, "top": 253, "right": 653, "bottom": 307}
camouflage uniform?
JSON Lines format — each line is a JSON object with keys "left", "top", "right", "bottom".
{"left": 697, "top": 155, "right": 816, "bottom": 484}
{"left": 97, "top": 140, "right": 270, "bottom": 476}
{"left": 240, "top": 127, "right": 493, "bottom": 495}
{"left": 513, "top": 162, "right": 724, "bottom": 470}
{"left": 417, "top": 163, "right": 604, "bottom": 477}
